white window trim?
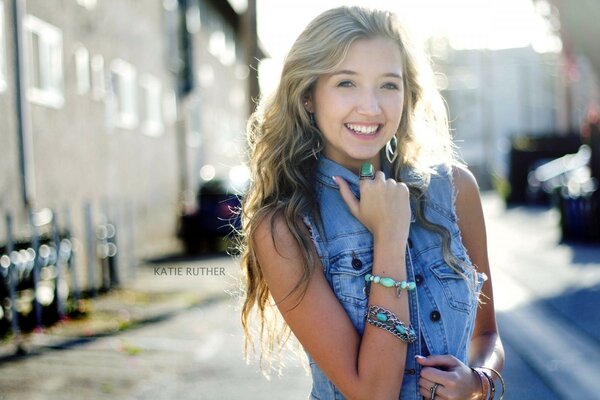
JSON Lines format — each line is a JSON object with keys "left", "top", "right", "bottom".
{"left": 0, "top": 1, "right": 7, "bottom": 93}
{"left": 74, "top": 44, "right": 90, "bottom": 95}
{"left": 139, "top": 74, "right": 164, "bottom": 137}
{"left": 76, "top": 0, "right": 97, "bottom": 10}
{"left": 23, "top": 15, "right": 64, "bottom": 108}
{"left": 90, "top": 53, "right": 105, "bottom": 100}
{"left": 110, "top": 58, "right": 137, "bottom": 130}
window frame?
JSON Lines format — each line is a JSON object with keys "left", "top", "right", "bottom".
{"left": 74, "top": 44, "right": 90, "bottom": 95}
{"left": 139, "top": 74, "right": 164, "bottom": 137}
{"left": 110, "top": 58, "right": 137, "bottom": 130}
{"left": 90, "top": 53, "right": 105, "bottom": 100}
{"left": 23, "top": 14, "right": 65, "bottom": 108}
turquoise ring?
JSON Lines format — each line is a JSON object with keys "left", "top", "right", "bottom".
{"left": 359, "top": 162, "right": 374, "bottom": 180}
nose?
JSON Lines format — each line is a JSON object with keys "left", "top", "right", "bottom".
{"left": 356, "top": 88, "right": 382, "bottom": 116}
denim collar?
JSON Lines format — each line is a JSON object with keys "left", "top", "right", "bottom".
{"left": 316, "top": 157, "right": 362, "bottom": 190}
{"left": 316, "top": 155, "right": 417, "bottom": 222}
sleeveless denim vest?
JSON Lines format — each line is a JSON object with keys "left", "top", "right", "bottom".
{"left": 302, "top": 157, "right": 486, "bottom": 400}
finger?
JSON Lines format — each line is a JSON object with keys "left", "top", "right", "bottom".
{"left": 415, "top": 354, "right": 460, "bottom": 369}
{"left": 334, "top": 176, "right": 359, "bottom": 218}
{"left": 418, "top": 380, "right": 444, "bottom": 399}
{"left": 418, "top": 376, "right": 434, "bottom": 390}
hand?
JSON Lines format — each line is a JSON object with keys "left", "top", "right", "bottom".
{"left": 416, "top": 355, "right": 482, "bottom": 400}
{"left": 334, "top": 170, "right": 411, "bottom": 241}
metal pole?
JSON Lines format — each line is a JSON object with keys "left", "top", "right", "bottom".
{"left": 83, "top": 202, "right": 96, "bottom": 297}
{"left": 28, "top": 209, "right": 42, "bottom": 330}
{"left": 12, "top": 0, "right": 36, "bottom": 208}
{"left": 5, "top": 212, "right": 20, "bottom": 336}
{"left": 51, "top": 210, "right": 65, "bottom": 319}
{"left": 63, "top": 205, "right": 80, "bottom": 302}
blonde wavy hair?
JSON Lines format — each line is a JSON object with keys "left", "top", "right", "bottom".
{"left": 239, "top": 6, "right": 465, "bottom": 370}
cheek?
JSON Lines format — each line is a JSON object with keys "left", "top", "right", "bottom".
{"left": 383, "top": 98, "right": 404, "bottom": 120}
{"left": 317, "top": 97, "right": 353, "bottom": 122}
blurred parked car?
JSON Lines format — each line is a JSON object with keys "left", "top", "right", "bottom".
{"left": 177, "top": 179, "right": 243, "bottom": 254}
{"left": 528, "top": 145, "right": 599, "bottom": 242}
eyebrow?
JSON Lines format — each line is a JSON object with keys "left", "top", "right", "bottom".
{"left": 331, "top": 69, "right": 403, "bottom": 79}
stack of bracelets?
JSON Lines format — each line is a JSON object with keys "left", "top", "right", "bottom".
{"left": 364, "top": 274, "right": 417, "bottom": 343}
{"left": 366, "top": 305, "right": 417, "bottom": 343}
{"left": 470, "top": 366, "right": 506, "bottom": 400}
{"left": 364, "top": 273, "right": 505, "bottom": 398}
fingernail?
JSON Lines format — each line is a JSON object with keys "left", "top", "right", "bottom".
{"left": 415, "top": 355, "right": 425, "bottom": 360}
{"left": 332, "top": 176, "right": 338, "bottom": 185}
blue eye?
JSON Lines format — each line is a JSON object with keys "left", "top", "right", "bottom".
{"left": 337, "top": 80, "right": 354, "bottom": 87}
{"left": 383, "top": 82, "right": 400, "bottom": 90}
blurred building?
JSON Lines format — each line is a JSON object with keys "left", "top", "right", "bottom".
{"left": 430, "top": 1, "right": 599, "bottom": 190}
{"left": 0, "top": 0, "right": 259, "bottom": 290}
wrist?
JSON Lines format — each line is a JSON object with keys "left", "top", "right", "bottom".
{"left": 373, "top": 228, "right": 408, "bottom": 245}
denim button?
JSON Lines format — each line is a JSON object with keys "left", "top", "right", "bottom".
{"left": 351, "top": 257, "right": 362, "bottom": 270}
{"left": 430, "top": 311, "right": 441, "bottom": 321}
{"left": 405, "top": 368, "right": 416, "bottom": 375}
{"left": 415, "top": 274, "right": 423, "bottom": 285}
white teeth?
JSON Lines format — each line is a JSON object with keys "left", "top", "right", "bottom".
{"left": 345, "top": 123, "right": 379, "bottom": 135}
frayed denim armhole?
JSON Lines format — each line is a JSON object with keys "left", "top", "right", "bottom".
{"left": 444, "top": 163, "right": 487, "bottom": 293}
{"left": 301, "top": 214, "right": 329, "bottom": 273}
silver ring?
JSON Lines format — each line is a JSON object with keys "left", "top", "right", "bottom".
{"left": 429, "top": 383, "right": 440, "bottom": 400}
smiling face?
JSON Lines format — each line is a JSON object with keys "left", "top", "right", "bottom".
{"left": 306, "top": 36, "right": 405, "bottom": 173}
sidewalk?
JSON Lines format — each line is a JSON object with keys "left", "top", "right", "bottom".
{"left": 0, "top": 254, "right": 240, "bottom": 361}
{"left": 483, "top": 194, "right": 600, "bottom": 399}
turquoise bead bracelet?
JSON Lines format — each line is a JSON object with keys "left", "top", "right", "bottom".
{"left": 366, "top": 305, "right": 416, "bottom": 343}
{"left": 365, "top": 273, "right": 416, "bottom": 297}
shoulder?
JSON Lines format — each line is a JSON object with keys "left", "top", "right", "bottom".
{"left": 252, "top": 208, "right": 313, "bottom": 268}
{"left": 450, "top": 164, "right": 484, "bottom": 223}
{"left": 252, "top": 209, "right": 294, "bottom": 254}
{"left": 451, "top": 164, "right": 479, "bottom": 195}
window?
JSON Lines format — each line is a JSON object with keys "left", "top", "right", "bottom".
{"left": 74, "top": 44, "right": 90, "bottom": 94}
{"left": 110, "top": 59, "right": 137, "bottom": 129}
{"left": 23, "top": 15, "right": 64, "bottom": 108}
{"left": 91, "top": 54, "right": 105, "bottom": 99}
{"left": 140, "top": 74, "right": 163, "bottom": 137}
{"left": 186, "top": 1, "right": 201, "bottom": 34}
{"left": 0, "top": 1, "right": 7, "bottom": 92}
{"left": 76, "top": 0, "right": 97, "bottom": 10}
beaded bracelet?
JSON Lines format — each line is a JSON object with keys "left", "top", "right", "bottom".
{"left": 476, "top": 366, "right": 505, "bottom": 400}
{"left": 365, "top": 273, "right": 416, "bottom": 297}
{"left": 365, "top": 305, "right": 417, "bottom": 343}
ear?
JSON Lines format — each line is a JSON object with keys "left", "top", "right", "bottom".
{"left": 302, "top": 94, "right": 314, "bottom": 113}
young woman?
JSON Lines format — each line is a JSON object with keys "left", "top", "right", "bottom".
{"left": 240, "top": 6, "right": 504, "bottom": 400}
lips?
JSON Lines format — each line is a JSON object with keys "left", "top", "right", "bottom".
{"left": 344, "top": 123, "right": 382, "bottom": 135}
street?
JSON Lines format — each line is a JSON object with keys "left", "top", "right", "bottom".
{"left": 0, "top": 194, "right": 599, "bottom": 399}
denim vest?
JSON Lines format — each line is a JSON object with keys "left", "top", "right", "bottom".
{"left": 302, "top": 157, "right": 486, "bottom": 400}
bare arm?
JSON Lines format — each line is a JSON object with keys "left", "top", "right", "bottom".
{"left": 254, "top": 171, "right": 412, "bottom": 400}
{"left": 416, "top": 165, "right": 504, "bottom": 399}
{"left": 452, "top": 165, "right": 504, "bottom": 371}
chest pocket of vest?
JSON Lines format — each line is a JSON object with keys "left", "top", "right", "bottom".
{"left": 430, "top": 259, "right": 476, "bottom": 313}
{"left": 329, "top": 249, "right": 372, "bottom": 307}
